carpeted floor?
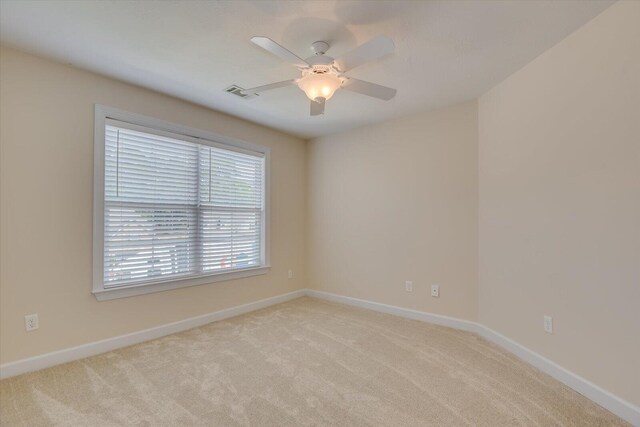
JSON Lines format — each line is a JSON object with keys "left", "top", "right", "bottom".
{"left": 0, "top": 297, "right": 628, "bottom": 426}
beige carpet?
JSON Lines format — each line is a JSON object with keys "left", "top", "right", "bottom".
{"left": 0, "top": 297, "right": 628, "bottom": 426}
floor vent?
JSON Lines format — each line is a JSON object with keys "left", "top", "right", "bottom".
{"left": 225, "top": 85, "right": 255, "bottom": 98}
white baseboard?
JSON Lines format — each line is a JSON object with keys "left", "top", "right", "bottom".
{"left": 0, "top": 289, "right": 306, "bottom": 380}
{"left": 1, "top": 287, "right": 637, "bottom": 425}
{"left": 305, "top": 289, "right": 478, "bottom": 332}
{"left": 475, "top": 324, "right": 640, "bottom": 426}
{"left": 306, "top": 289, "right": 639, "bottom": 426}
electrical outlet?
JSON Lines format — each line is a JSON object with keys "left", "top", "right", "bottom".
{"left": 288, "top": 270, "right": 293, "bottom": 279}
{"left": 544, "top": 315, "right": 553, "bottom": 334}
{"left": 25, "top": 314, "right": 39, "bottom": 332}
{"left": 405, "top": 281, "right": 413, "bottom": 292}
{"left": 431, "top": 284, "right": 440, "bottom": 297}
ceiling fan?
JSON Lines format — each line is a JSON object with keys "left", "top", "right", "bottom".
{"left": 241, "top": 36, "right": 397, "bottom": 116}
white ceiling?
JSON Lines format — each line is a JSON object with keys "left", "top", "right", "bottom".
{"left": 0, "top": 0, "right": 613, "bottom": 139}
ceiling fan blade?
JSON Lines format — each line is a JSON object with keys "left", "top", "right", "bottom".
{"left": 310, "top": 99, "right": 325, "bottom": 116}
{"left": 333, "top": 36, "right": 394, "bottom": 72}
{"left": 342, "top": 78, "right": 397, "bottom": 101}
{"left": 241, "top": 80, "right": 295, "bottom": 96}
{"left": 251, "top": 36, "right": 309, "bottom": 68}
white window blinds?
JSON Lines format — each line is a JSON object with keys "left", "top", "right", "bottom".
{"left": 103, "top": 120, "right": 265, "bottom": 288}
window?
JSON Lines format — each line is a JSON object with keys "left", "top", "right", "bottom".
{"left": 93, "top": 106, "right": 269, "bottom": 300}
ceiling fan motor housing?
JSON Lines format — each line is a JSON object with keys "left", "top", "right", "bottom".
{"left": 309, "top": 65, "right": 333, "bottom": 76}
{"left": 305, "top": 54, "right": 334, "bottom": 67}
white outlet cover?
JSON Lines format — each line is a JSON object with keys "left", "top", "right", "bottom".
{"left": 544, "top": 315, "right": 553, "bottom": 334}
{"left": 405, "top": 281, "right": 413, "bottom": 292}
{"left": 431, "top": 284, "right": 440, "bottom": 297}
{"left": 25, "top": 314, "right": 39, "bottom": 331}
{"left": 287, "top": 270, "right": 293, "bottom": 279}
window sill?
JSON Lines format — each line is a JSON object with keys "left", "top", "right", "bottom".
{"left": 93, "top": 266, "right": 271, "bottom": 301}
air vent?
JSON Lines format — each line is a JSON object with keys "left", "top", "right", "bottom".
{"left": 224, "top": 85, "right": 256, "bottom": 98}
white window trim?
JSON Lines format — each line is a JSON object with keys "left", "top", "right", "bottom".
{"left": 93, "top": 105, "right": 270, "bottom": 301}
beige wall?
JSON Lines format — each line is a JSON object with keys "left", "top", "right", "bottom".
{"left": 478, "top": 0, "right": 640, "bottom": 405}
{"left": 0, "top": 46, "right": 307, "bottom": 364}
{"left": 307, "top": 101, "right": 478, "bottom": 321}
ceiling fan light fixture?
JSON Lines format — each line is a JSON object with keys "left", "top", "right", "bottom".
{"left": 242, "top": 36, "right": 396, "bottom": 115}
{"left": 297, "top": 71, "right": 343, "bottom": 101}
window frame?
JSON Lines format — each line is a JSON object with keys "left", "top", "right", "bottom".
{"left": 93, "top": 105, "right": 270, "bottom": 301}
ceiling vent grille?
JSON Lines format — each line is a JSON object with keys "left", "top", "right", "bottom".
{"left": 224, "top": 85, "right": 255, "bottom": 98}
